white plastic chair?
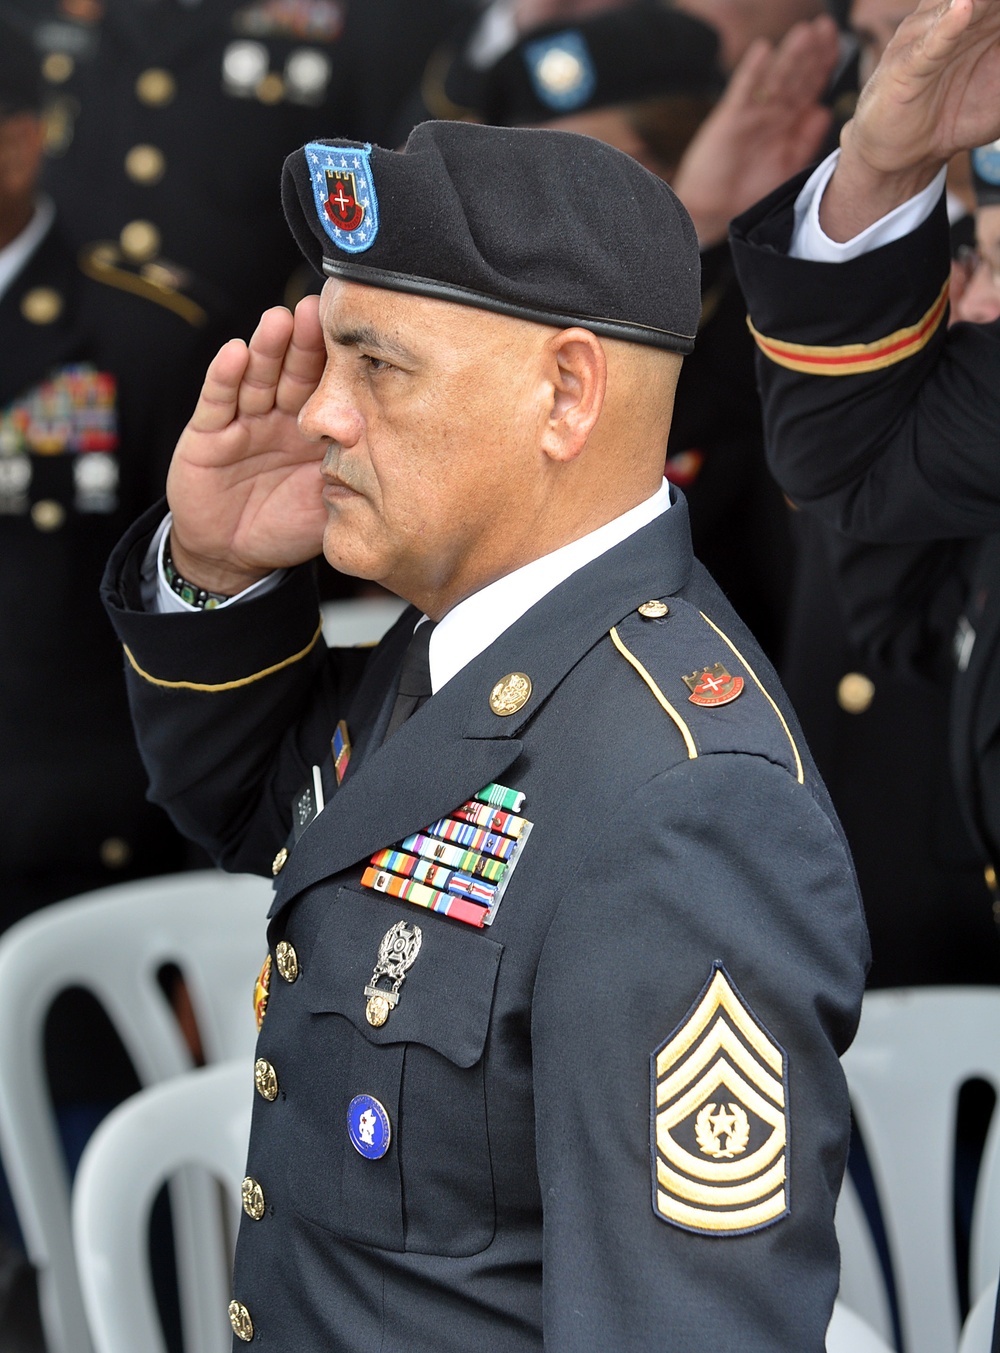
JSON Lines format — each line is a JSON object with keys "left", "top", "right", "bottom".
{"left": 0, "top": 870, "right": 271, "bottom": 1353}
{"left": 73, "top": 1060, "right": 251, "bottom": 1353}
{"left": 320, "top": 595, "right": 406, "bottom": 647}
{"left": 827, "top": 1299, "right": 898, "bottom": 1352}
{"left": 70, "top": 1057, "right": 888, "bottom": 1353}
{"left": 958, "top": 1278, "right": 998, "bottom": 1353}
{"left": 837, "top": 988, "right": 1000, "bottom": 1353}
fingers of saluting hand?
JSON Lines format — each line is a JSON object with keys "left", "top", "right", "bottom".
{"left": 731, "top": 15, "right": 839, "bottom": 112}
{"left": 188, "top": 336, "right": 253, "bottom": 436}
{"left": 895, "top": 0, "right": 999, "bottom": 71}
{"left": 274, "top": 294, "right": 326, "bottom": 416}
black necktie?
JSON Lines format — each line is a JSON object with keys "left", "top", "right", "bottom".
{"left": 384, "top": 621, "right": 436, "bottom": 741}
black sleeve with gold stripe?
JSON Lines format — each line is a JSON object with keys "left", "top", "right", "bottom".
{"left": 100, "top": 502, "right": 376, "bottom": 877}
{"left": 730, "top": 171, "right": 1000, "bottom": 543}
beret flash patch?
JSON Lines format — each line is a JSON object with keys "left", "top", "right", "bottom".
{"left": 305, "top": 142, "right": 379, "bottom": 254}
{"left": 650, "top": 963, "right": 789, "bottom": 1236}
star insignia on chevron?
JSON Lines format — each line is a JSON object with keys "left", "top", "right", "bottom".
{"left": 650, "top": 964, "right": 789, "bottom": 1236}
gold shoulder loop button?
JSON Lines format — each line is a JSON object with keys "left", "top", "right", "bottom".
{"left": 638, "top": 600, "right": 669, "bottom": 619}
{"left": 271, "top": 846, "right": 289, "bottom": 877}
{"left": 228, "top": 1300, "right": 254, "bottom": 1342}
{"left": 21, "top": 288, "right": 63, "bottom": 325}
{"left": 490, "top": 672, "right": 532, "bottom": 716}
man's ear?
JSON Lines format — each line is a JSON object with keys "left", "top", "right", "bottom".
{"left": 539, "top": 327, "right": 607, "bottom": 464}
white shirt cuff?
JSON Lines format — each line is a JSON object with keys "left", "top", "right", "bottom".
{"left": 140, "top": 512, "right": 285, "bottom": 613}
{"left": 789, "top": 149, "right": 947, "bottom": 263}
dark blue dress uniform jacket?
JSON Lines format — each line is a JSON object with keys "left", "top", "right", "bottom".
{"left": 731, "top": 178, "right": 1000, "bottom": 874}
{"left": 102, "top": 493, "right": 868, "bottom": 1351}
{"left": 1, "top": 218, "right": 215, "bottom": 915}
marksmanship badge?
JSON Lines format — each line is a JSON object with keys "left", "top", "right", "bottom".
{"left": 651, "top": 964, "right": 789, "bottom": 1236}
{"left": 305, "top": 142, "right": 379, "bottom": 254}
{"left": 364, "top": 920, "right": 422, "bottom": 1027}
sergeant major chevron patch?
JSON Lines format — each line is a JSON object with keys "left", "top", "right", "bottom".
{"left": 651, "top": 964, "right": 789, "bottom": 1236}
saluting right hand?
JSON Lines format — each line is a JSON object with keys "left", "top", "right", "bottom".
{"left": 822, "top": 0, "right": 1000, "bottom": 238}
{"left": 165, "top": 297, "right": 328, "bottom": 595}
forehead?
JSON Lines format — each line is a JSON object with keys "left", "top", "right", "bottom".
{"left": 316, "top": 276, "right": 554, "bottom": 355}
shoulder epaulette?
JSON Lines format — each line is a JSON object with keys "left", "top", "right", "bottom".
{"left": 610, "top": 599, "right": 803, "bottom": 784}
{"left": 78, "top": 242, "right": 209, "bottom": 328}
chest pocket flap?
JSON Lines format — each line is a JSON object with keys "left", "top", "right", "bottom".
{"left": 306, "top": 885, "right": 503, "bottom": 1067}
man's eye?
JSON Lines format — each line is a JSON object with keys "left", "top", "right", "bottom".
{"left": 363, "top": 355, "right": 392, "bottom": 374}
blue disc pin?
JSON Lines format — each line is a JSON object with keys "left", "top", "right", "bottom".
{"left": 347, "top": 1094, "right": 391, "bottom": 1159}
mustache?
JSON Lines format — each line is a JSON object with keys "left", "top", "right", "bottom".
{"left": 320, "top": 447, "right": 365, "bottom": 494}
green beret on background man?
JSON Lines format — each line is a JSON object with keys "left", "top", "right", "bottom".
{"left": 103, "top": 120, "right": 867, "bottom": 1349}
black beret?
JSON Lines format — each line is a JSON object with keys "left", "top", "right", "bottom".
{"left": 281, "top": 120, "right": 700, "bottom": 354}
{"left": 477, "top": 7, "right": 723, "bottom": 127}
{"left": 0, "top": 15, "right": 42, "bottom": 117}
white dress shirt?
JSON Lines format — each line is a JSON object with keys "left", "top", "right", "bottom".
{"left": 789, "top": 148, "right": 947, "bottom": 263}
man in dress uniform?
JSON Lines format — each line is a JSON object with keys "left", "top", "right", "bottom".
{"left": 0, "top": 0, "right": 471, "bottom": 340}
{"left": 729, "top": 0, "right": 1000, "bottom": 878}
{"left": 103, "top": 121, "right": 867, "bottom": 1349}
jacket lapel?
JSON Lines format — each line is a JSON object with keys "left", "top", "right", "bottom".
{"left": 270, "top": 494, "right": 694, "bottom": 917}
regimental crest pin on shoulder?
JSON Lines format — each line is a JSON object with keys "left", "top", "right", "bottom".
{"left": 306, "top": 142, "right": 379, "bottom": 254}
{"left": 650, "top": 964, "right": 790, "bottom": 1237}
{"left": 682, "top": 663, "right": 744, "bottom": 707}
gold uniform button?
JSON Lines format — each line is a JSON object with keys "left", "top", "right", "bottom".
{"left": 31, "top": 500, "right": 66, "bottom": 532}
{"left": 124, "top": 144, "right": 166, "bottom": 185}
{"left": 638, "top": 600, "right": 669, "bottom": 619}
{"left": 21, "top": 287, "right": 63, "bottom": 325}
{"left": 241, "top": 1177, "right": 265, "bottom": 1221}
{"left": 254, "top": 1059, "right": 278, "bottom": 1101}
{"left": 837, "top": 672, "right": 875, "bottom": 715}
{"left": 42, "top": 53, "right": 75, "bottom": 84}
{"left": 228, "top": 1300, "right": 254, "bottom": 1342}
{"left": 489, "top": 672, "right": 532, "bottom": 716}
{"left": 100, "top": 837, "right": 132, "bottom": 869}
{"left": 271, "top": 846, "right": 289, "bottom": 877}
{"left": 119, "top": 220, "right": 161, "bottom": 263}
{"left": 136, "top": 67, "right": 177, "bottom": 106}
{"left": 256, "top": 72, "right": 285, "bottom": 103}
{"left": 275, "top": 940, "right": 299, "bottom": 983}
{"left": 986, "top": 864, "right": 997, "bottom": 893}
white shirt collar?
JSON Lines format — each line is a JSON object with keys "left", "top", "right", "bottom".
{"left": 0, "top": 197, "right": 56, "bottom": 306}
{"left": 427, "top": 479, "right": 671, "bottom": 693}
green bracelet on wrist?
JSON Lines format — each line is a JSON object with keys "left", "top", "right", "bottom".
{"left": 163, "top": 546, "right": 229, "bottom": 610}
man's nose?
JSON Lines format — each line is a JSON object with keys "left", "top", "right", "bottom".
{"left": 298, "top": 378, "right": 362, "bottom": 446}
